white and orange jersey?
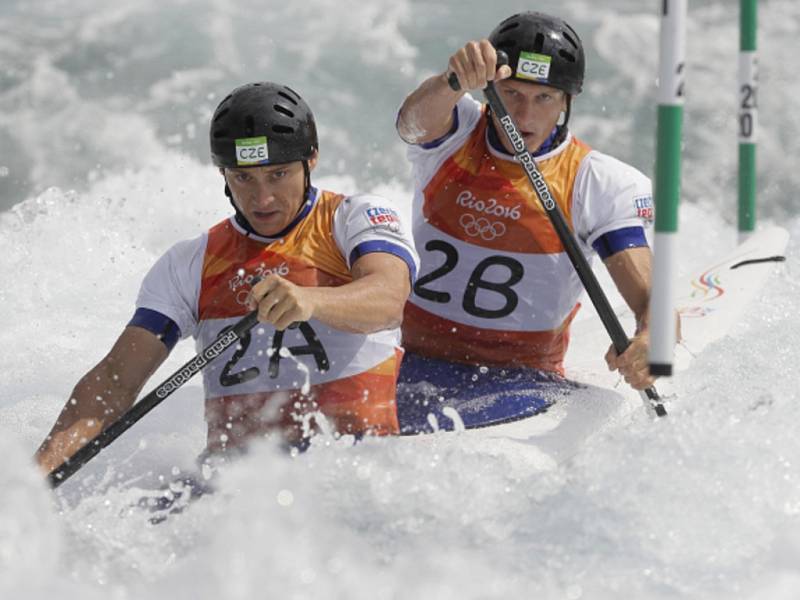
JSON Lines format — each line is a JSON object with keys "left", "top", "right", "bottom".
{"left": 402, "top": 95, "right": 653, "bottom": 374}
{"left": 134, "top": 187, "right": 419, "bottom": 448}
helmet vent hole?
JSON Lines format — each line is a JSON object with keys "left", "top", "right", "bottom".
{"left": 272, "top": 125, "right": 294, "bottom": 134}
{"left": 559, "top": 49, "right": 576, "bottom": 63}
{"left": 533, "top": 33, "right": 544, "bottom": 53}
{"left": 278, "top": 91, "right": 299, "bottom": 105}
{"left": 213, "top": 108, "right": 229, "bottom": 122}
{"left": 274, "top": 104, "right": 295, "bottom": 118}
{"left": 498, "top": 22, "right": 520, "bottom": 35}
{"left": 563, "top": 30, "right": 579, "bottom": 50}
{"left": 244, "top": 115, "right": 255, "bottom": 135}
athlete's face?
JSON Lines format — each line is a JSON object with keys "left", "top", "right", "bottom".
{"left": 223, "top": 154, "right": 318, "bottom": 237}
{"left": 491, "top": 79, "right": 568, "bottom": 155}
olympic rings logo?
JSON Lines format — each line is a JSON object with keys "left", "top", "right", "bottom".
{"left": 459, "top": 213, "right": 507, "bottom": 240}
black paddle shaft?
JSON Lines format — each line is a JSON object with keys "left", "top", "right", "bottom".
{"left": 447, "top": 54, "right": 665, "bottom": 416}
{"left": 47, "top": 310, "right": 261, "bottom": 488}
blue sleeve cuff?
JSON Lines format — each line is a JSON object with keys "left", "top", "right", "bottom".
{"left": 416, "top": 106, "right": 459, "bottom": 150}
{"left": 592, "top": 226, "right": 649, "bottom": 260}
{"left": 349, "top": 240, "right": 418, "bottom": 285}
{"left": 128, "top": 307, "right": 181, "bottom": 351}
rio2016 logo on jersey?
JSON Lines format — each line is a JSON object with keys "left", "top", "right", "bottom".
{"left": 365, "top": 206, "right": 401, "bottom": 230}
{"left": 455, "top": 190, "right": 521, "bottom": 221}
{"left": 516, "top": 51, "right": 552, "bottom": 82}
{"left": 634, "top": 195, "right": 654, "bottom": 222}
{"left": 235, "top": 136, "right": 269, "bottom": 166}
{"left": 228, "top": 262, "right": 291, "bottom": 305}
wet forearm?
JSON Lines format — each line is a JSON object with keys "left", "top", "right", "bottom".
{"left": 604, "top": 246, "right": 652, "bottom": 331}
{"left": 35, "top": 374, "right": 135, "bottom": 472}
{"left": 306, "top": 274, "right": 409, "bottom": 334}
{"left": 397, "top": 73, "right": 462, "bottom": 144}
{"left": 35, "top": 329, "right": 166, "bottom": 473}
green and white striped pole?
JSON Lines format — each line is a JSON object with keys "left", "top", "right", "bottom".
{"left": 738, "top": 0, "right": 758, "bottom": 242}
{"left": 649, "top": 0, "right": 686, "bottom": 378}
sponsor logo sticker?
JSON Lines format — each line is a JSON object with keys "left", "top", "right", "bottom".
{"left": 365, "top": 206, "right": 401, "bottom": 231}
{"left": 235, "top": 136, "right": 269, "bottom": 166}
{"left": 634, "top": 195, "right": 654, "bottom": 221}
{"left": 516, "top": 51, "right": 552, "bottom": 81}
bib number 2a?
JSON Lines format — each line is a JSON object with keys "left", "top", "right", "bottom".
{"left": 413, "top": 239, "right": 523, "bottom": 319}
{"left": 218, "top": 322, "right": 330, "bottom": 388}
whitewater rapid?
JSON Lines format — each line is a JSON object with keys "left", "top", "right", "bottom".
{"left": 2, "top": 0, "right": 799, "bottom": 598}
{"left": 1, "top": 165, "right": 798, "bottom": 598}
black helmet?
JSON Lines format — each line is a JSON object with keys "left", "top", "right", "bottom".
{"left": 489, "top": 12, "right": 585, "bottom": 95}
{"left": 210, "top": 82, "right": 318, "bottom": 168}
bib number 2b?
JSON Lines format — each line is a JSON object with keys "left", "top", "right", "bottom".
{"left": 413, "top": 239, "right": 523, "bottom": 319}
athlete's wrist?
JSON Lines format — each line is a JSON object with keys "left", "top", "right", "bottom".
{"left": 634, "top": 315, "right": 649, "bottom": 336}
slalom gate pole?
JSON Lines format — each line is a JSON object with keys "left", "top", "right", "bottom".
{"left": 448, "top": 55, "right": 666, "bottom": 418}
{"left": 648, "top": 0, "right": 686, "bottom": 378}
{"left": 47, "top": 310, "right": 260, "bottom": 489}
{"left": 738, "top": 0, "right": 758, "bottom": 242}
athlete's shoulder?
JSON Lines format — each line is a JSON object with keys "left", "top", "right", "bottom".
{"left": 576, "top": 148, "right": 651, "bottom": 189}
{"left": 315, "top": 187, "right": 346, "bottom": 203}
{"left": 162, "top": 230, "right": 209, "bottom": 262}
{"left": 456, "top": 93, "right": 484, "bottom": 124}
{"left": 340, "top": 191, "right": 396, "bottom": 209}
{"left": 149, "top": 232, "right": 209, "bottom": 291}
{"left": 331, "top": 190, "right": 417, "bottom": 272}
{"left": 334, "top": 192, "right": 405, "bottom": 233}
{"left": 137, "top": 230, "right": 208, "bottom": 335}
{"left": 569, "top": 143, "right": 651, "bottom": 203}
{"left": 571, "top": 147, "right": 654, "bottom": 236}
{"left": 568, "top": 133, "right": 592, "bottom": 153}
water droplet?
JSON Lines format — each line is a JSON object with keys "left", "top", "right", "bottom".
{"left": 277, "top": 489, "right": 294, "bottom": 507}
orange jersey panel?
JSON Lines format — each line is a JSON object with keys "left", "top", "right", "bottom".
{"left": 199, "top": 190, "right": 352, "bottom": 320}
{"left": 421, "top": 108, "right": 591, "bottom": 254}
{"left": 402, "top": 301, "right": 579, "bottom": 375}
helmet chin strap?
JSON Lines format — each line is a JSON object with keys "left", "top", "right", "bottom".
{"left": 224, "top": 183, "right": 258, "bottom": 235}
{"left": 302, "top": 159, "right": 311, "bottom": 202}
{"left": 551, "top": 94, "right": 572, "bottom": 147}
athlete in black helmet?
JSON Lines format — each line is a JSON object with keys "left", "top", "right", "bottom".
{"left": 486, "top": 11, "right": 585, "bottom": 142}
{"left": 209, "top": 82, "right": 320, "bottom": 238}
{"left": 400, "top": 11, "right": 588, "bottom": 161}
{"left": 395, "top": 12, "right": 665, "bottom": 427}
{"left": 36, "top": 81, "right": 420, "bottom": 475}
